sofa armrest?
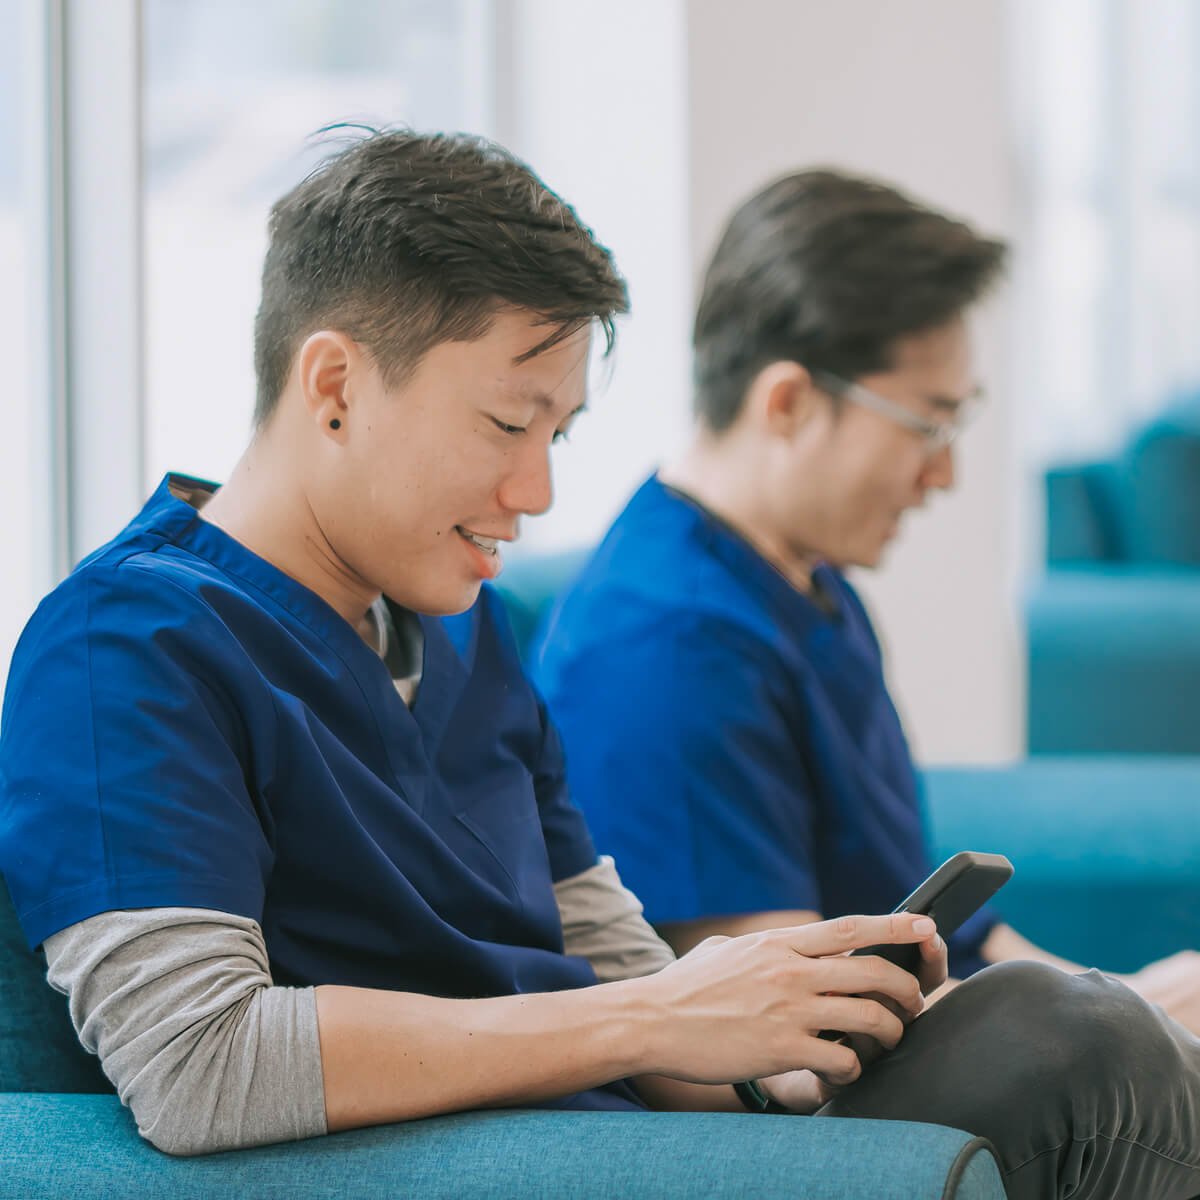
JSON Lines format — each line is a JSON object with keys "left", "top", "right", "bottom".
{"left": 924, "top": 760, "right": 1200, "bottom": 971}
{"left": 0, "top": 1094, "right": 1004, "bottom": 1199}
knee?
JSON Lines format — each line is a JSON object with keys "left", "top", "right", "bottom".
{"left": 961, "top": 959, "right": 1174, "bottom": 1088}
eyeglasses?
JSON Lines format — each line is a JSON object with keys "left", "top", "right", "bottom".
{"left": 809, "top": 369, "right": 983, "bottom": 458}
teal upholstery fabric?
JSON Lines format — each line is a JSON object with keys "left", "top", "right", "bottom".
{"left": 1044, "top": 463, "right": 1121, "bottom": 564}
{"left": 1033, "top": 396, "right": 1200, "bottom": 753}
{"left": 1112, "top": 396, "right": 1200, "bottom": 564}
{"left": 0, "top": 1095, "right": 1005, "bottom": 1200}
{"left": 1026, "top": 566, "right": 1200, "bottom": 754}
{"left": 925, "top": 760, "right": 1200, "bottom": 973}
{"left": 0, "top": 879, "right": 111, "bottom": 1093}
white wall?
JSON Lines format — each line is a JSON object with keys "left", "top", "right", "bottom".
{"left": 688, "top": 0, "right": 1025, "bottom": 764}
{"left": 495, "top": 0, "right": 692, "bottom": 553}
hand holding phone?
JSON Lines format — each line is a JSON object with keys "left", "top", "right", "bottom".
{"left": 817, "top": 851, "right": 1013, "bottom": 1044}
{"left": 852, "top": 850, "right": 1013, "bottom": 977}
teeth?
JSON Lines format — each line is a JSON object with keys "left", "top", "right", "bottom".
{"left": 458, "top": 527, "right": 499, "bottom": 554}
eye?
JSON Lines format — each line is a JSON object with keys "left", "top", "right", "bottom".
{"left": 552, "top": 428, "right": 571, "bottom": 445}
{"left": 489, "top": 417, "right": 526, "bottom": 436}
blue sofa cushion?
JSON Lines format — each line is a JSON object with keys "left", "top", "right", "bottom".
{"left": 1111, "top": 393, "right": 1200, "bottom": 564}
{"left": 925, "top": 760, "right": 1200, "bottom": 973}
{"left": 0, "top": 1095, "right": 1006, "bottom": 1200}
{"left": 0, "top": 878, "right": 112, "bottom": 1093}
{"left": 1044, "top": 462, "right": 1123, "bottom": 563}
{"left": 1025, "top": 566, "right": 1200, "bottom": 755}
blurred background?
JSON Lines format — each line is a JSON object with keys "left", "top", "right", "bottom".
{"left": 6, "top": 0, "right": 1200, "bottom": 766}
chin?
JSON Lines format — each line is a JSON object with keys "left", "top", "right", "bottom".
{"left": 392, "top": 579, "right": 484, "bottom": 618}
{"left": 848, "top": 543, "right": 888, "bottom": 570}
{"left": 428, "top": 583, "right": 485, "bottom": 617}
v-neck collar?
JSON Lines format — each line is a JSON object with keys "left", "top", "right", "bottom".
{"left": 650, "top": 475, "right": 842, "bottom": 641}
{"left": 145, "top": 473, "right": 469, "bottom": 809}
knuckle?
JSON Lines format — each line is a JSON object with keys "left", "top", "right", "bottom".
{"left": 764, "top": 960, "right": 793, "bottom": 989}
{"left": 858, "top": 998, "right": 883, "bottom": 1030}
{"left": 863, "top": 954, "right": 887, "bottom": 985}
{"left": 835, "top": 915, "right": 857, "bottom": 941}
{"left": 835, "top": 1045, "right": 861, "bottom": 1080}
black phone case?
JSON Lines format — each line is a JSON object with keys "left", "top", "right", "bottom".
{"left": 853, "top": 851, "right": 1013, "bottom": 974}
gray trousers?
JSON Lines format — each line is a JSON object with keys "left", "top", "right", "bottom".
{"left": 819, "top": 960, "right": 1200, "bottom": 1199}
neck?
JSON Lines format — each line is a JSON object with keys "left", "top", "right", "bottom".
{"left": 659, "top": 431, "right": 819, "bottom": 593}
{"left": 199, "top": 425, "right": 378, "bottom": 628}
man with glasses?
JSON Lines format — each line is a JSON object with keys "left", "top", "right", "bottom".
{"left": 530, "top": 168, "right": 1200, "bottom": 1022}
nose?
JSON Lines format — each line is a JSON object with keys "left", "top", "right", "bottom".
{"left": 498, "top": 441, "right": 554, "bottom": 516}
{"left": 921, "top": 443, "right": 956, "bottom": 491}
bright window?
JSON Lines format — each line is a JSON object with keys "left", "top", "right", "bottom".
{"left": 0, "top": 0, "right": 40, "bottom": 689}
{"left": 142, "top": 0, "right": 486, "bottom": 487}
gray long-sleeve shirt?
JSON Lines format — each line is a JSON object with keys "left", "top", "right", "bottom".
{"left": 42, "top": 855, "right": 675, "bottom": 1156}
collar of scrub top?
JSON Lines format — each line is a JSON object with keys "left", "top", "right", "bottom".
{"left": 154, "top": 473, "right": 470, "bottom": 809}
{"left": 653, "top": 475, "right": 844, "bottom": 642}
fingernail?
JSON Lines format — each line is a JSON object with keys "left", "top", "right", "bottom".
{"left": 913, "top": 918, "right": 936, "bottom": 935}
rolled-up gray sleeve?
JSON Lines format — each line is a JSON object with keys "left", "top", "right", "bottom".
{"left": 554, "top": 855, "right": 676, "bottom": 982}
{"left": 43, "top": 907, "right": 327, "bottom": 1156}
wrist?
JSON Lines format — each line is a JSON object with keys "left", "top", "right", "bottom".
{"left": 757, "top": 1070, "right": 825, "bottom": 1115}
{"left": 735, "top": 1077, "right": 791, "bottom": 1114}
{"left": 600, "top": 974, "right": 668, "bottom": 1077}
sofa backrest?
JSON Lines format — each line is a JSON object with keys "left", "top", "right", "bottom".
{"left": 1046, "top": 391, "right": 1200, "bottom": 566}
{"left": 1044, "top": 462, "right": 1123, "bottom": 563}
{"left": 1114, "top": 398, "right": 1200, "bottom": 563}
{"left": 0, "top": 878, "right": 113, "bottom": 1093}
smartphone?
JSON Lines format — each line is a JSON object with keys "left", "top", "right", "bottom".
{"left": 815, "top": 851, "right": 1012, "bottom": 1044}
{"left": 853, "top": 850, "right": 1014, "bottom": 976}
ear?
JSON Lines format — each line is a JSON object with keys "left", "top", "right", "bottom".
{"left": 745, "top": 362, "right": 821, "bottom": 439}
{"left": 295, "top": 330, "right": 359, "bottom": 438}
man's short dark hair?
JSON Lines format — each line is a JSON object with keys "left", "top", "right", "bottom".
{"left": 692, "top": 169, "right": 1008, "bottom": 432}
{"left": 253, "top": 128, "right": 630, "bottom": 425}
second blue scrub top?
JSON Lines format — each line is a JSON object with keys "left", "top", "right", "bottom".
{"left": 530, "top": 476, "right": 996, "bottom": 978}
{"left": 0, "top": 474, "right": 641, "bottom": 1111}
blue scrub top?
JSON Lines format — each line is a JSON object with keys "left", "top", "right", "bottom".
{"left": 0, "top": 474, "right": 641, "bottom": 1112}
{"left": 530, "top": 476, "right": 996, "bottom": 978}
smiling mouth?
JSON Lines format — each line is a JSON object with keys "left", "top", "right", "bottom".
{"left": 456, "top": 526, "right": 500, "bottom": 555}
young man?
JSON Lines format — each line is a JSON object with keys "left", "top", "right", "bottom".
{"left": 1, "top": 135, "right": 1197, "bottom": 1198}
{"left": 531, "top": 168, "right": 1200, "bottom": 1011}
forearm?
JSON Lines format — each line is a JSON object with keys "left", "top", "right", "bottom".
{"left": 315, "top": 976, "right": 653, "bottom": 1130}
{"left": 632, "top": 1075, "right": 743, "bottom": 1112}
{"left": 981, "top": 923, "right": 1085, "bottom": 974}
{"left": 657, "top": 909, "right": 822, "bottom": 958}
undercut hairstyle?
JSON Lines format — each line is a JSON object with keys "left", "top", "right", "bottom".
{"left": 692, "top": 169, "right": 1008, "bottom": 432}
{"left": 253, "top": 128, "right": 629, "bottom": 425}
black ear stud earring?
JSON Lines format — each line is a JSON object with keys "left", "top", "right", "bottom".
{"left": 329, "top": 419, "right": 341, "bottom": 431}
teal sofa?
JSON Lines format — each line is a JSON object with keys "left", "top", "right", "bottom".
{"left": 0, "top": 877, "right": 1005, "bottom": 1199}
{"left": 7, "top": 755, "right": 1200, "bottom": 1195}
{"left": 1028, "top": 395, "right": 1200, "bottom": 754}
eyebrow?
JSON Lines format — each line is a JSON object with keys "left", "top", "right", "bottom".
{"left": 503, "top": 386, "right": 586, "bottom": 420}
{"left": 926, "top": 385, "right": 983, "bottom": 415}
{"left": 928, "top": 396, "right": 962, "bottom": 414}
